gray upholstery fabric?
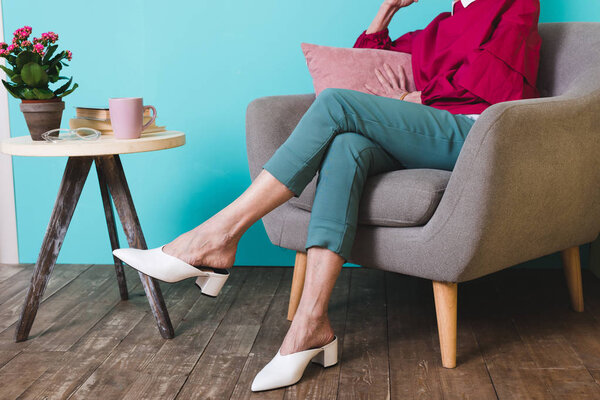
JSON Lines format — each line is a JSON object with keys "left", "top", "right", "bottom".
{"left": 245, "top": 23, "right": 600, "bottom": 283}
{"left": 290, "top": 169, "right": 451, "bottom": 227}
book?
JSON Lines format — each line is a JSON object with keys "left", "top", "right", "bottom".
{"left": 75, "top": 107, "right": 111, "bottom": 120}
{"left": 94, "top": 126, "right": 167, "bottom": 136}
{"left": 75, "top": 107, "right": 152, "bottom": 121}
{"left": 70, "top": 107, "right": 166, "bottom": 135}
{"left": 69, "top": 116, "right": 158, "bottom": 131}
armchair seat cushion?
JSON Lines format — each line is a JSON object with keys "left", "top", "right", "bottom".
{"left": 289, "top": 168, "right": 451, "bottom": 227}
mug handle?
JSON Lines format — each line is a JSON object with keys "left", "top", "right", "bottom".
{"left": 142, "top": 105, "right": 157, "bottom": 132}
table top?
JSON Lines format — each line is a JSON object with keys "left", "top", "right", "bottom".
{"left": 0, "top": 131, "right": 186, "bottom": 157}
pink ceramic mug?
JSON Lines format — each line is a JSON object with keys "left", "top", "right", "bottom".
{"left": 108, "top": 97, "right": 157, "bottom": 139}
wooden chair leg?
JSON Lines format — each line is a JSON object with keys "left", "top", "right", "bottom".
{"left": 96, "top": 160, "right": 128, "bottom": 300}
{"left": 432, "top": 281, "right": 458, "bottom": 369}
{"left": 589, "top": 235, "right": 600, "bottom": 279}
{"left": 15, "top": 157, "right": 93, "bottom": 342}
{"left": 287, "top": 251, "right": 307, "bottom": 321}
{"left": 561, "top": 246, "right": 584, "bottom": 312}
{"left": 96, "top": 155, "right": 175, "bottom": 339}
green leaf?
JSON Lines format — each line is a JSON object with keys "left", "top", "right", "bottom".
{"left": 58, "top": 82, "right": 78, "bottom": 98}
{"left": 43, "top": 65, "right": 60, "bottom": 79}
{"left": 21, "top": 88, "right": 36, "bottom": 100}
{"left": 15, "top": 51, "right": 41, "bottom": 71}
{"left": 45, "top": 51, "right": 65, "bottom": 71}
{"left": 53, "top": 77, "right": 72, "bottom": 95}
{"left": 21, "top": 62, "right": 49, "bottom": 88}
{"left": 0, "top": 65, "right": 15, "bottom": 78}
{"left": 42, "top": 45, "right": 58, "bottom": 64}
{"left": 32, "top": 88, "right": 55, "bottom": 100}
{"left": 2, "top": 80, "right": 23, "bottom": 98}
{"left": 11, "top": 74, "right": 22, "bottom": 84}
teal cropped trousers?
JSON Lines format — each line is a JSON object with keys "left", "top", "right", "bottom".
{"left": 262, "top": 88, "right": 476, "bottom": 261}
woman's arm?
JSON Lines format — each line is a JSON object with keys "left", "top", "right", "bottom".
{"left": 354, "top": 0, "right": 421, "bottom": 51}
{"left": 366, "top": 0, "right": 418, "bottom": 34}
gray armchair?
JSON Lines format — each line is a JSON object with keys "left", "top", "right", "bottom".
{"left": 245, "top": 23, "right": 600, "bottom": 368}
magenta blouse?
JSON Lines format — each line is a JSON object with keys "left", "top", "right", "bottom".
{"left": 354, "top": 0, "right": 542, "bottom": 114}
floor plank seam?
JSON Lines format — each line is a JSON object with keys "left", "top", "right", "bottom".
{"left": 467, "top": 308, "right": 500, "bottom": 400}
{"left": 0, "top": 350, "right": 21, "bottom": 371}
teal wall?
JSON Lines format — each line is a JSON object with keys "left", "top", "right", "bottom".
{"left": 3, "top": 1, "right": 600, "bottom": 265}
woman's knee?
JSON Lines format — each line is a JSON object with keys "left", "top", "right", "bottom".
{"left": 314, "top": 88, "right": 355, "bottom": 109}
{"left": 326, "top": 133, "right": 375, "bottom": 162}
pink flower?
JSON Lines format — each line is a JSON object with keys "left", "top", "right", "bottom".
{"left": 0, "top": 49, "right": 7, "bottom": 56}
{"left": 66, "top": 50, "right": 72, "bottom": 61}
{"left": 21, "top": 40, "right": 32, "bottom": 48}
{"left": 0, "top": 42, "right": 6, "bottom": 49}
{"left": 13, "top": 26, "right": 32, "bottom": 40}
{"left": 7, "top": 44, "right": 17, "bottom": 53}
{"left": 33, "top": 43, "right": 44, "bottom": 55}
{"left": 39, "top": 32, "right": 59, "bottom": 44}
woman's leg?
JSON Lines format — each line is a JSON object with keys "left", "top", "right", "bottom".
{"left": 279, "top": 132, "right": 402, "bottom": 354}
{"left": 163, "top": 170, "right": 295, "bottom": 268}
{"left": 165, "top": 88, "right": 474, "bottom": 269}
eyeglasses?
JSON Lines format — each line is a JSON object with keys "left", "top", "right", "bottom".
{"left": 42, "top": 128, "right": 101, "bottom": 143}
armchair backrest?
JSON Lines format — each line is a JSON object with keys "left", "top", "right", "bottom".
{"left": 537, "top": 22, "right": 600, "bottom": 98}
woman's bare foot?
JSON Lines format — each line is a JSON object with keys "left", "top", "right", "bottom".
{"left": 162, "top": 213, "right": 240, "bottom": 270}
{"left": 279, "top": 313, "right": 335, "bottom": 355}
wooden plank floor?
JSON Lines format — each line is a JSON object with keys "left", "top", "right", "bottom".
{"left": 1, "top": 264, "right": 600, "bottom": 399}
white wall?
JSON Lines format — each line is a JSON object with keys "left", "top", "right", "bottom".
{"left": 0, "top": 0, "right": 19, "bottom": 264}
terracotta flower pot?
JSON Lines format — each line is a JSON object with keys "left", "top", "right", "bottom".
{"left": 20, "top": 98, "right": 65, "bottom": 141}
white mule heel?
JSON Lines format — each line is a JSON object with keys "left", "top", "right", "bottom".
{"left": 251, "top": 337, "right": 338, "bottom": 392}
{"left": 194, "top": 270, "right": 228, "bottom": 297}
{"left": 112, "top": 246, "right": 229, "bottom": 297}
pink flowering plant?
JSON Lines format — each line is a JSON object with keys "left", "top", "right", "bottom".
{"left": 0, "top": 26, "right": 77, "bottom": 100}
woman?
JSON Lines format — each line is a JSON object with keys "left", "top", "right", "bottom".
{"left": 114, "top": 0, "right": 541, "bottom": 392}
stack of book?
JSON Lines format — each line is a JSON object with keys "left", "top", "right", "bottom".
{"left": 69, "top": 107, "right": 166, "bottom": 135}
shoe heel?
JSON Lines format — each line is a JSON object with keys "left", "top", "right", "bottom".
{"left": 195, "top": 271, "right": 229, "bottom": 297}
{"left": 311, "top": 339, "right": 338, "bottom": 368}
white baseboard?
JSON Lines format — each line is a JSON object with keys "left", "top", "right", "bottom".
{"left": 0, "top": 1, "right": 19, "bottom": 264}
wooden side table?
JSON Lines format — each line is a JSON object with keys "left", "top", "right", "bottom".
{"left": 0, "top": 131, "right": 185, "bottom": 342}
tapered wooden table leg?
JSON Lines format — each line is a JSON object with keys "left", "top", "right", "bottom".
{"left": 96, "top": 155, "right": 175, "bottom": 339}
{"left": 96, "top": 160, "right": 128, "bottom": 300}
{"left": 15, "top": 157, "right": 93, "bottom": 342}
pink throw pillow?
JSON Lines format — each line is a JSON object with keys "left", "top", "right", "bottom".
{"left": 301, "top": 43, "right": 416, "bottom": 97}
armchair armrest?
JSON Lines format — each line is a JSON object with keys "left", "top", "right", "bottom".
{"left": 429, "top": 80, "right": 600, "bottom": 281}
{"left": 246, "top": 94, "right": 315, "bottom": 181}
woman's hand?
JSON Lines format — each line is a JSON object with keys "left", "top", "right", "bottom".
{"left": 364, "top": 63, "right": 422, "bottom": 104}
{"left": 366, "top": 0, "right": 419, "bottom": 34}
{"left": 403, "top": 91, "right": 422, "bottom": 104}
{"left": 383, "top": 0, "right": 419, "bottom": 9}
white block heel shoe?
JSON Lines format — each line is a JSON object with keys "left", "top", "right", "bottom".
{"left": 251, "top": 337, "right": 338, "bottom": 392}
{"left": 112, "top": 246, "right": 229, "bottom": 297}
